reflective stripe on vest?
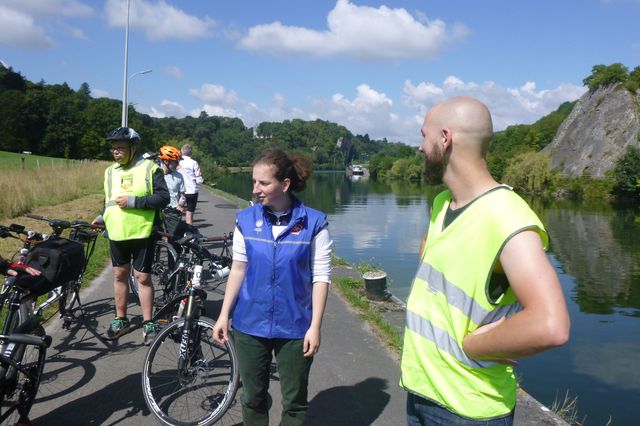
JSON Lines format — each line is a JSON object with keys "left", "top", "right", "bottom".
{"left": 400, "top": 187, "right": 548, "bottom": 419}
{"left": 103, "top": 159, "right": 157, "bottom": 241}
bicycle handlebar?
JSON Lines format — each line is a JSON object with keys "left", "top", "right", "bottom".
{"left": 175, "top": 232, "right": 232, "bottom": 247}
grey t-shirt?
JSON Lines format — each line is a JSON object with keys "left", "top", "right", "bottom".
{"left": 164, "top": 171, "right": 185, "bottom": 208}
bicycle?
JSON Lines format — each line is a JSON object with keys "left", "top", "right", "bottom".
{"left": 142, "top": 232, "right": 239, "bottom": 426}
{"left": 129, "top": 229, "right": 232, "bottom": 322}
{"left": 0, "top": 215, "right": 97, "bottom": 423}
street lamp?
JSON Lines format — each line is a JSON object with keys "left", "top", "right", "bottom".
{"left": 124, "top": 69, "right": 152, "bottom": 127}
{"left": 120, "top": 0, "right": 131, "bottom": 127}
{"left": 120, "top": 0, "right": 151, "bottom": 127}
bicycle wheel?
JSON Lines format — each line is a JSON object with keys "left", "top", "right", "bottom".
{"left": 0, "top": 291, "right": 32, "bottom": 387}
{"left": 0, "top": 326, "right": 47, "bottom": 424}
{"left": 142, "top": 317, "right": 239, "bottom": 426}
{"left": 129, "top": 240, "right": 178, "bottom": 306}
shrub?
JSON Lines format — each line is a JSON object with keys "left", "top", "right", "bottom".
{"left": 613, "top": 145, "right": 640, "bottom": 196}
{"left": 501, "top": 152, "right": 557, "bottom": 194}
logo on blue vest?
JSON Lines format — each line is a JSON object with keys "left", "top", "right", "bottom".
{"left": 254, "top": 218, "right": 263, "bottom": 232}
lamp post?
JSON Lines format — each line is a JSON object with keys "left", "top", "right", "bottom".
{"left": 120, "top": 0, "right": 151, "bottom": 128}
{"left": 124, "top": 69, "right": 152, "bottom": 127}
{"left": 120, "top": 0, "right": 131, "bottom": 127}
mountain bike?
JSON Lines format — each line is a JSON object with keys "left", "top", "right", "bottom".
{"left": 0, "top": 216, "right": 98, "bottom": 423}
{"left": 129, "top": 229, "right": 232, "bottom": 321}
{"left": 142, "top": 232, "right": 238, "bottom": 426}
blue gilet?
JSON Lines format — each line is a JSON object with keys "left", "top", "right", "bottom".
{"left": 233, "top": 197, "right": 328, "bottom": 339}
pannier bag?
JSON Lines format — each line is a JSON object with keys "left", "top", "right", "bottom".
{"left": 17, "top": 237, "right": 85, "bottom": 296}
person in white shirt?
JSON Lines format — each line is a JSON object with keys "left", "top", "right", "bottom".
{"left": 178, "top": 144, "right": 203, "bottom": 225}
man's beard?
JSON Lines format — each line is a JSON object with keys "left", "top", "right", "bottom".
{"left": 423, "top": 148, "right": 444, "bottom": 185}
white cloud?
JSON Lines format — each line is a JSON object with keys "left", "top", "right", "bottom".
{"left": 3, "top": 0, "right": 93, "bottom": 18}
{"left": 0, "top": 1, "right": 93, "bottom": 48}
{"left": 104, "top": 0, "right": 215, "bottom": 41}
{"left": 312, "top": 84, "right": 399, "bottom": 140}
{"left": 189, "top": 84, "right": 240, "bottom": 105}
{"left": 402, "top": 77, "right": 586, "bottom": 132}
{"left": 138, "top": 99, "right": 187, "bottom": 119}
{"left": 145, "top": 77, "right": 585, "bottom": 147}
{"left": 238, "top": 0, "right": 468, "bottom": 60}
{"left": 0, "top": 6, "right": 54, "bottom": 49}
{"left": 200, "top": 104, "right": 239, "bottom": 118}
{"left": 164, "top": 65, "right": 183, "bottom": 79}
{"left": 92, "top": 88, "right": 110, "bottom": 98}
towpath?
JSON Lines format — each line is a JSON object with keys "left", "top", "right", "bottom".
{"left": 27, "top": 187, "right": 564, "bottom": 425}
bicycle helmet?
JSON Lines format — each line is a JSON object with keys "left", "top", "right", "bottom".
{"left": 106, "top": 127, "right": 141, "bottom": 143}
{"left": 159, "top": 145, "right": 182, "bottom": 161}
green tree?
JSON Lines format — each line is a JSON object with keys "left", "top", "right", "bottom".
{"left": 389, "top": 155, "right": 423, "bottom": 181}
{"left": 625, "top": 66, "right": 640, "bottom": 93}
{"left": 502, "top": 152, "right": 557, "bottom": 194}
{"left": 583, "top": 63, "right": 629, "bottom": 91}
{"left": 368, "top": 152, "right": 395, "bottom": 180}
{"left": 613, "top": 145, "right": 640, "bottom": 196}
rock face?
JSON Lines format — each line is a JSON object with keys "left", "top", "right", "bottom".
{"left": 542, "top": 85, "right": 640, "bottom": 178}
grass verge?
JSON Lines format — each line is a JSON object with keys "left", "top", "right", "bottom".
{"left": 332, "top": 274, "right": 403, "bottom": 354}
{"left": 1, "top": 193, "right": 110, "bottom": 324}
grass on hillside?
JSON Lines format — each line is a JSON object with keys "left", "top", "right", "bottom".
{"left": 0, "top": 151, "right": 107, "bottom": 220}
{"left": 0, "top": 150, "right": 87, "bottom": 170}
{"left": 0, "top": 194, "right": 109, "bottom": 323}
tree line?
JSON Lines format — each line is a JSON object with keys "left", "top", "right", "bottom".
{"left": 2, "top": 62, "right": 638, "bottom": 198}
{"left": 0, "top": 64, "right": 413, "bottom": 176}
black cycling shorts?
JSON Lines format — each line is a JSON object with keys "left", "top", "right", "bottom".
{"left": 184, "top": 193, "right": 199, "bottom": 212}
{"left": 109, "top": 237, "right": 155, "bottom": 273}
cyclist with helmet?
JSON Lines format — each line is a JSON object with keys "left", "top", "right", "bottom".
{"left": 92, "top": 127, "right": 169, "bottom": 344}
{"left": 159, "top": 145, "right": 187, "bottom": 237}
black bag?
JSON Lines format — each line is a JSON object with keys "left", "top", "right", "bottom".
{"left": 19, "top": 237, "right": 85, "bottom": 295}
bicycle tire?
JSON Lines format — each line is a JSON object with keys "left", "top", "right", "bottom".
{"left": 129, "top": 240, "right": 178, "bottom": 306}
{"left": 0, "top": 326, "right": 47, "bottom": 424}
{"left": 142, "top": 317, "right": 239, "bottom": 426}
{"left": 0, "top": 289, "right": 32, "bottom": 387}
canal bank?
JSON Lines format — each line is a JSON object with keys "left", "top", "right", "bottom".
{"left": 27, "top": 186, "right": 568, "bottom": 425}
{"left": 208, "top": 185, "right": 570, "bottom": 425}
{"left": 330, "top": 263, "right": 569, "bottom": 426}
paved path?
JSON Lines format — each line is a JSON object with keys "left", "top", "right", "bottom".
{"left": 28, "top": 188, "right": 407, "bottom": 425}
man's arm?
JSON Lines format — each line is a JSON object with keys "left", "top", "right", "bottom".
{"left": 133, "top": 168, "right": 170, "bottom": 210}
{"left": 462, "top": 230, "right": 570, "bottom": 361}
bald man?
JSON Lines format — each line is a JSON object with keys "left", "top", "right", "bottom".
{"left": 400, "top": 97, "right": 570, "bottom": 425}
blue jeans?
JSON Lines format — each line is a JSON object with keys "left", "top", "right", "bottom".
{"left": 407, "top": 393, "right": 514, "bottom": 426}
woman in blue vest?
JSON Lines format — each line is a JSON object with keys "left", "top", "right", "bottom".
{"left": 214, "top": 148, "right": 332, "bottom": 426}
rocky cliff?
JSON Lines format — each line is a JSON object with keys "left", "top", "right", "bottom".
{"left": 542, "top": 85, "right": 640, "bottom": 178}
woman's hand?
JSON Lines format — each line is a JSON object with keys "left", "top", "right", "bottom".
{"left": 303, "top": 325, "right": 321, "bottom": 358}
{"left": 213, "top": 316, "right": 230, "bottom": 345}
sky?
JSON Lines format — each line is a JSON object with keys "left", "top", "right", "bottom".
{"left": 1, "top": 0, "right": 639, "bottom": 146}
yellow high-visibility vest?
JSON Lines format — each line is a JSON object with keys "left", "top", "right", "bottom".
{"left": 103, "top": 159, "right": 158, "bottom": 241}
{"left": 400, "top": 186, "right": 549, "bottom": 419}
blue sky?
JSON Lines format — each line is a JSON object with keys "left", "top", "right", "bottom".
{"left": 1, "top": 0, "right": 639, "bottom": 145}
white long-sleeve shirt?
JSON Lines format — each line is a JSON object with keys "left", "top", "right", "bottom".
{"left": 232, "top": 225, "right": 333, "bottom": 284}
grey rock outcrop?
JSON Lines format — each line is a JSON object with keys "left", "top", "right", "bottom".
{"left": 542, "top": 85, "right": 640, "bottom": 178}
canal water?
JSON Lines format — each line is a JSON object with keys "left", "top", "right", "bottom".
{"left": 216, "top": 171, "right": 640, "bottom": 425}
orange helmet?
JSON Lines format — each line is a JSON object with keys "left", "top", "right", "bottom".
{"left": 159, "top": 145, "right": 181, "bottom": 161}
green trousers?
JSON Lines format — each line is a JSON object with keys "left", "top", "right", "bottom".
{"left": 234, "top": 330, "right": 314, "bottom": 426}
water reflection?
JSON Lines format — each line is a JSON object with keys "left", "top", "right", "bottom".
{"left": 543, "top": 206, "right": 640, "bottom": 316}
{"left": 573, "top": 340, "right": 640, "bottom": 391}
{"left": 216, "top": 172, "right": 640, "bottom": 425}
